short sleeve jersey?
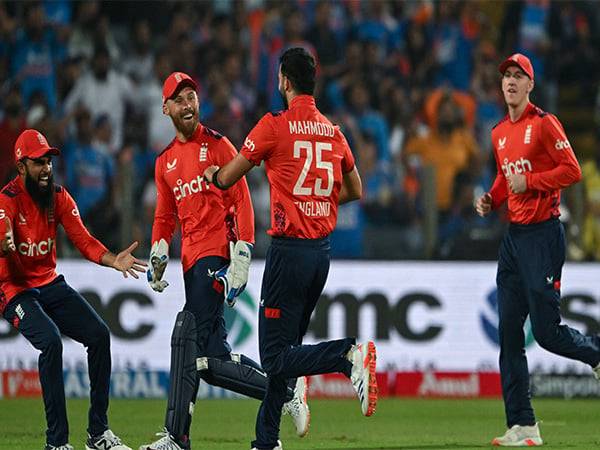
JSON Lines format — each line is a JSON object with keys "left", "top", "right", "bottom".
{"left": 240, "top": 95, "right": 355, "bottom": 239}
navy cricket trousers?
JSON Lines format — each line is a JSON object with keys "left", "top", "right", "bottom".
{"left": 2, "top": 275, "right": 111, "bottom": 446}
{"left": 497, "top": 218, "right": 600, "bottom": 427}
{"left": 252, "top": 237, "right": 354, "bottom": 450}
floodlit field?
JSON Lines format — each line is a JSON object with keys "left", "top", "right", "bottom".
{"left": 1, "top": 398, "right": 599, "bottom": 449}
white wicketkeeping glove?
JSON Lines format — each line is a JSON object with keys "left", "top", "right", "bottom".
{"left": 209, "top": 240, "right": 253, "bottom": 307}
{"left": 147, "top": 238, "right": 169, "bottom": 292}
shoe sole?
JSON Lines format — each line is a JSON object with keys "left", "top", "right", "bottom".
{"left": 364, "top": 341, "right": 378, "bottom": 417}
{"left": 491, "top": 437, "right": 543, "bottom": 446}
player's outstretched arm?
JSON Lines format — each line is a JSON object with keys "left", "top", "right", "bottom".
{"left": 204, "top": 153, "right": 254, "bottom": 190}
{"left": 101, "top": 241, "right": 147, "bottom": 279}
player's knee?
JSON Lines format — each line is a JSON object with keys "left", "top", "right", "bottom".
{"left": 88, "top": 322, "right": 111, "bottom": 347}
{"left": 531, "top": 324, "right": 559, "bottom": 351}
{"left": 42, "top": 332, "right": 63, "bottom": 354}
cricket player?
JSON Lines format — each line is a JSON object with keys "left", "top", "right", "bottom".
{"left": 475, "top": 53, "right": 600, "bottom": 446}
{"left": 141, "top": 72, "right": 308, "bottom": 450}
{"left": 0, "top": 129, "right": 146, "bottom": 450}
{"left": 203, "top": 48, "right": 377, "bottom": 450}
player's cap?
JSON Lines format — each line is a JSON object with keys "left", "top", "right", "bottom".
{"left": 498, "top": 53, "right": 534, "bottom": 80}
{"left": 162, "top": 72, "right": 198, "bottom": 103}
{"left": 14, "top": 129, "right": 60, "bottom": 163}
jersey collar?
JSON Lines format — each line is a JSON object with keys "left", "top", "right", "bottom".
{"left": 509, "top": 102, "right": 535, "bottom": 123}
{"left": 289, "top": 95, "right": 316, "bottom": 110}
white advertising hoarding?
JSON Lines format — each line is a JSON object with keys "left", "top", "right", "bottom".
{"left": 1, "top": 261, "right": 599, "bottom": 373}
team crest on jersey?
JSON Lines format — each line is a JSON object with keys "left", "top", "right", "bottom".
{"left": 498, "top": 137, "right": 506, "bottom": 150}
{"left": 524, "top": 124, "right": 532, "bottom": 144}
{"left": 199, "top": 143, "right": 208, "bottom": 162}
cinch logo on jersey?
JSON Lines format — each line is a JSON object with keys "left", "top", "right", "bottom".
{"left": 172, "top": 176, "right": 210, "bottom": 201}
{"left": 555, "top": 139, "right": 571, "bottom": 150}
{"left": 18, "top": 237, "right": 54, "bottom": 257}
{"left": 289, "top": 121, "right": 335, "bottom": 137}
{"left": 501, "top": 157, "right": 533, "bottom": 176}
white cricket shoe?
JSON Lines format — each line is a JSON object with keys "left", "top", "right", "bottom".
{"left": 251, "top": 439, "right": 282, "bottom": 450}
{"left": 86, "top": 429, "right": 131, "bottom": 450}
{"left": 492, "top": 423, "right": 543, "bottom": 447}
{"left": 45, "top": 445, "right": 74, "bottom": 450}
{"left": 348, "top": 341, "right": 378, "bottom": 416}
{"left": 139, "top": 429, "right": 186, "bottom": 450}
{"left": 282, "top": 376, "right": 310, "bottom": 437}
{"left": 593, "top": 362, "right": 600, "bottom": 380}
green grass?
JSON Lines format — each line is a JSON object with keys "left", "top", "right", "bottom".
{"left": 0, "top": 398, "right": 599, "bottom": 449}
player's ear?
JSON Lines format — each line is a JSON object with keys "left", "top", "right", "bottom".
{"left": 527, "top": 78, "right": 534, "bottom": 94}
{"left": 16, "top": 160, "right": 25, "bottom": 176}
{"left": 162, "top": 102, "right": 169, "bottom": 115}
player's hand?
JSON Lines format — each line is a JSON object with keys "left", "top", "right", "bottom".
{"left": 203, "top": 165, "right": 220, "bottom": 184}
{"left": 475, "top": 192, "right": 492, "bottom": 217}
{"left": 113, "top": 241, "right": 147, "bottom": 279}
{"left": 1, "top": 217, "right": 16, "bottom": 254}
{"left": 507, "top": 173, "right": 527, "bottom": 194}
{"left": 147, "top": 238, "right": 169, "bottom": 292}
{"left": 208, "top": 240, "right": 253, "bottom": 307}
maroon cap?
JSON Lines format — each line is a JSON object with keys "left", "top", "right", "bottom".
{"left": 498, "top": 53, "right": 534, "bottom": 80}
{"left": 162, "top": 72, "right": 198, "bottom": 103}
{"left": 14, "top": 129, "right": 60, "bottom": 162}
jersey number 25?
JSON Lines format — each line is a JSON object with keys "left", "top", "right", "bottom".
{"left": 293, "top": 140, "right": 333, "bottom": 196}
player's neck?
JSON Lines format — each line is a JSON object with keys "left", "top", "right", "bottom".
{"left": 175, "top": 123, "right": 199, "bottom": 143}
{"left": 507, "top": 99, "right": 529, "bottom": 122}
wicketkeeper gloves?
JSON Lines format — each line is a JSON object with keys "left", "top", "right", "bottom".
{"left": 209, "top": 240, "right": 253, "bottom": 307}
{"left": 147, "top": 238, "right": 169, "bottom": 292}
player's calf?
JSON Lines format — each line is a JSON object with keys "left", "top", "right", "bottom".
{"left": 347, "top": 341, "right": 378, "bottom": 416}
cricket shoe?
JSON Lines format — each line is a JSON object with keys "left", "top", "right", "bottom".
{"left": 86, "top": 429, "right": 132, "bottom": 450}
{"left": 492, "top": 423, "right": 543, "bottom": 446}
{"left": 349, "top": 341, "right": 378, "bottom": 416}
{"left": 251, "top": 439, "right": 283, "bottom": 450}
{"left": 593, "top": 362, "right": 600, "bottom": 380}
{"left": 282, "top": 376, "right": 310, "bottom": 437}
{"left": 45, "top": 445, "right": 74, "bottom": 450}
{"left": 139, "top": 428, "right": 188, "bottom": 450}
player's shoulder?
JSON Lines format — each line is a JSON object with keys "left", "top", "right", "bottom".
{"left": 156, "top": 138, "right": 177, "bottom": 159}
{"left": 492, "top": 114, "right": 509, "bottom": 131}
{"left": 201, "top": 126, "right": 225, "bottom": 141}
{"left": 0, "top": 178, "right": 23, "bottom": 200}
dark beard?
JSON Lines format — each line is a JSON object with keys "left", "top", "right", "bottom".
{"left": 25, "top": 172, "right": 54, "bottom": 212}
{"left": 172, "top": 113, "right": 198, "bottom": 139}
{"left": 279, "top": 87, "right": 288, "bottom": 109}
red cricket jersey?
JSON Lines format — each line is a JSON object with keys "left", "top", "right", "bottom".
{"left": 240, "top": 95, "right": 355, "bottom": 239}
{"left": 151, "top": 124, "right": 254, "bottom": 272}
{"left": 489, "top": 103, "right": 581, "bottom": 224}
{"left": 0, "top": 177, "right": 108, "bottom": 310}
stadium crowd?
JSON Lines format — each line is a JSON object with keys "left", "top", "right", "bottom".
{"left": 1, "top": 0, "right": 599, "bottom": 259}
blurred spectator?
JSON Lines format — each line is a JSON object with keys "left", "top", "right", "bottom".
{"left": 0, "top": 87, "right": 26, "bottom": 184}
{"left": 64, "top": 43, "right": 136, "bottom": 153}
{"left": 11, "top": 1, "right": 66, "bottom": 109}
{"left": 403, "top": 91, "right": 480, "bottom": 216}
{"left": 68, "top": 2, "right": 120, "bottom": 62}
{"left": 122, "top": 19, "right": 155, "bottom": 84}
{"left": 581, "top": 152, "right": 600, "bottom": 260}
{"left": 63, "top": 110, "right": 114, "bottom": 220}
